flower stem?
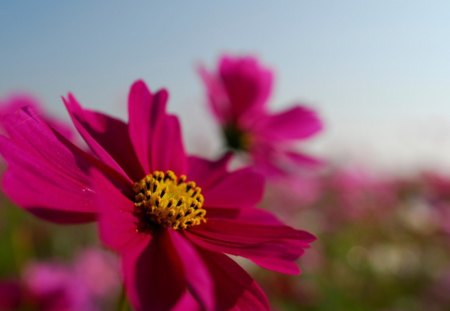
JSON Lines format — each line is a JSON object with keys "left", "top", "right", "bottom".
{"left": 116, "top": 285, "right": 129, "bottom": 311}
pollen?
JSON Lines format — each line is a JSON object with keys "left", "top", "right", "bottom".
{"left": 133, "top": 170, "right": 206, "bottom": 231}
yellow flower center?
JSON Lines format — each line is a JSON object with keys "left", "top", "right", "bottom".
{"left": 133, "top": 170, "right": 206, "bottom": 231}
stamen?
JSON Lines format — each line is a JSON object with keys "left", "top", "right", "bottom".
{"left": 133, "top": 170, "right": 207, "bottom": 232}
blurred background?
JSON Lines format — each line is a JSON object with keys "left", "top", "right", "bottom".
{"left": 1, "top": 1, "right": 450, "bottom": 310}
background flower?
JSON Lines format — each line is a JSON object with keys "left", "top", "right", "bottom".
{"left": 200, "top": 55, "right": 323, "bottom": 178}
{"left": 0, "top": 248, "right": 119, "bottom": 311}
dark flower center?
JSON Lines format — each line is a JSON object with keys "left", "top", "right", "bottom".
{"left": 223, "top": 123, "right": 251, "bottom": 151}
{"left": 133, "top": 170, "right": 206, "bottom": 231}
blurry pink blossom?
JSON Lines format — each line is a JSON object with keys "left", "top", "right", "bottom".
{"left": 324, "top": 166, "right": 397, "bottom": 225}
{"left": 200, "top": 55, "right": 323, "bottom": 178}
{"left": 421, "top": 172, "right": 450, "bottom": 234}
{"left": 0, "top": 248, "right": 119, "bottom": 311}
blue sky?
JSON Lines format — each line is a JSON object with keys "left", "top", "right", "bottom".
{"left": 2, "top": 1, "right": 450, "bottom": 170}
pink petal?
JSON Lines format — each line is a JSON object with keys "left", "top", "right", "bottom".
{"left": 150, "top": 115, "right": 188, "bottom": 175}
{"left": 187, "top": 208, "right": 315, "bottom": 275}
{"left": 169, "top": 231, "right": 214, "bottom": 311}
{"left": 0, "top": 93, "right": 74, "bottom": 140}
{"left": 250, "top": 144, "right": 322, "bottom": 178}
{"left": 128, "top": 80, "right": 166, "bottom": 173}
{"left": 254, "top": 106, "right": 323, "bottom": 141}
{"left": 0, "top": 109, "right": 96, "bottom": 223}
{"left": 92, "top": 169, "right": 147, "bottom": 252}
{"left": 172, "top": 291, "right": 201, "bottom": 311}
{"left": 127, "top": 81, "right": 187, "bottom": 175}
{"left": 219, "top": 56, "right": 273, "bottom": 122}
{"left": 0, "top": 94, "right": 41, "bottom": 116}
{"left": 199, "top": 249, "right": 270, "bottom": 311}
{"left": 221, "top": 206, "right": 285, "bottom": 224}
{"left": 284, "top": 150, "right": 323, "bottom": 168}
{"left": 250, "top": 143, "right": 287, "bottom": 177}
{"left": 201, "top": 167, "right": 264, "bottom": 208}
{"left": 64, "top": 94, "right": 137, "bottom": 182}
{"left": 122, "top": 231, "right": 185, "bottom": 311}
{"left": 198, "top": 66, "right": 230, "bottom": 124}
{"left": 187, "top": 154, "right": 232, "bottom": 191}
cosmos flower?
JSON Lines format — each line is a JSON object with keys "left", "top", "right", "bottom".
{"left": 0, "top": 249, "right": 119, "bottom": 311}
{"left": 199, "top": 55, "right": 323, "bottom": 177}
{"left": 0, "top": 81, "right": 315, "bottom": 310}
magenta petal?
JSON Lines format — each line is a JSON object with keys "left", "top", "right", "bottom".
{"left": 219, "top": 56, "right": 273, "bottom": 121}
{"left": 284, "top": 150, "right": 323, "bottom": 167}
{"left": 0, "top": 94, "right": 74, "bottom": 140}
{"left": 254, "top": 106, "right": 323, "bottom": 141}
{"left": 199, "top": 250, "right": 270, "bottom": 311}
{"left": 64, "top": 94, "right": 136, "bottom": 182}
{"left": 122, "top": 231, "right": 185, "bottom": 311}
{"left": 202, "top": 167, "right": 264, "bottom": 208}
{"left": 0, "top": 94, "right": 41, "bottom": 117}
{"left": 0, "top": 109, "right": 96, "bottom": 223}
{"left": 222, "top": 205, "right": 285, "bottom": 224}
{"left": 198, "top": 67, "right": 230, "bottom": 124}
{"left": 251, "top": 144, "right": 322, "bottom": 177}
{"left": 128, "top": 81, "right": 188, "bottom": 175}
{"left": 187, "top": 154, "right": 232, "bottom": 190}
{"left": 188, "top": 208, "right": 315, "bottom": 275}
{"left": 151, "top": 115, "right": 188, "bottom": 175}
{"left": 128, "top": 81, "right": 164, "bottom": 170}
{"left": 172, "top": 291, "right": 201, "bottom": 311}
{"left": 91, "top": 169, "right": 147, "bottom": 252}
{"left": 169, "top": 231, "right": 214, "bottom": 311}
{"left": 249, "top": 143, "right": 288, "bottom": 177}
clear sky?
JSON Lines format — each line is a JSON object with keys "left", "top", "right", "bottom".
{"left": 2, "top": 1, "right": 450, "bottom": 171}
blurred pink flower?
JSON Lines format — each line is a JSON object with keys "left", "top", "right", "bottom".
{"left": 0, "top": 81, "right": 315, "bottom": 310}
{"left": 323, "top": 166, "right": 396, "bottom": 225}
{"left": 0, "top": 249, "right": 119, "bottom": 311}
{"left": 200, "top": 55, "right": 323, "bottom": 178}
{"left": 262, "top": 174, "right": 322, "bottom": 221}
{"left": 74, "top": 249, "right": 120, "bottom": 298}
{"left": 422, "top": 172, "right": 450, "bottom": 234}
{"left": 25, "top": 250, "right": 119, "bottom": 311}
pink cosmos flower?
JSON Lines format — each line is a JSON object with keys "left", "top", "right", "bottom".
{"left": 0, "top": 249, "right": 119, "bottom": 311}
{"left": 199, "top": 55, "right": 323, "bottom": 177}
{"left": 0, "top": 81, "right": 315, "bottom": 311}
{"left": 24, "top": 249, "right": 119, "bottom": 311}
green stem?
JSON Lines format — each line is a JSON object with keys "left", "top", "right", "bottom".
{"left": 116, "top": 285, "right": 129, "bottom": 311}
